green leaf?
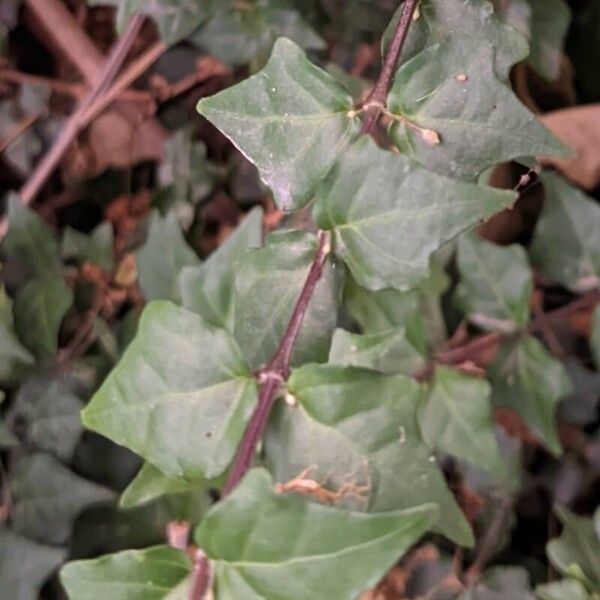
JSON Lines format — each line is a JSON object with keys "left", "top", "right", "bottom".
{"left": 455, "top": 233, "right": 533, "bottom": 332}
{"left": 328, "top": 327, "right": 426, "bottom": 376}
{"left": 496, "top": 0, "right": 571, "bottom": 81}
{"left": 0, "top": 527, "right": 66, "bottom": 600}
{"left": 536, "top": 579, "right": 591, "bottom": 600}
{"left": 119, "top": 462, "right": 210, "bottom": 509}
{"left": 0, "top": 285, "right": 33, "bottom": 382}
{"left": 197, "top": 37, "right": 359, "bottom": 211}
{"left": 547, "top": 507, "right": 600, "bottom": 591}
{"left": 14, "top": 277, "right": 73, "bottom": 357}
{"left": 3, "top": 194, "right": 62, "bottom": 277}
{"left": 265, "top": 364, "right": 473, "bottom": 546}
{"left": 62, "top": 222, "right": 114, "bottom": 272}
{"left": 530, "top": 173, "right": 600, "bottom": 293}
{"left": 191, "top": 0, "right": 325, "bottom": 68}
{"left": 82, "top": 301, "right": 258, "bottom": 480}
{"left": 386, "top": 0, "right": 528, "bottom": 79}
{"left": 136, "top": 211, "right": 200, "bottom": 303}
{"left": 11, "top": 453, "right": 114, "bottom": 545}
{"left": 61, "top": 545, "right": 192, "bottom": 600}
{"left": 387, "top": 40, "right": 567, "bottom": 181}
{"left": 313, "top": 137, "right": 515, "bottom": 291}
{"left": 233, "top": 230, "right": 341, "bottom": 369}
{"left": 89, "top": 0, "right": 227, "bottom": 45}
{"left": 195, "top": 468, "right": 437, "bottom": 600}
{"left": 419, "top": 367, "right": 506, "bottom": 476}
{"left": 489, "top": 336, "right": 571, "bottom": 455}
{"left": 159, "top": 127, "right": 220, "bottom": 203}
{"left": 180, "top": 206, "right": 263, "bottom": 331}
{"left": 15, "top": 379, "right": 83, "bottom": 460}
{"left": 592, "top": 306, "right": 600, "bottom": 371}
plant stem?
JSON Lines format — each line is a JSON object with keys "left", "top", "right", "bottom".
{"left": 222, "top": 231, "right": 331, "bottom": 497}
{"left": 361, "top": 0, "right": 420, "bottom": 134}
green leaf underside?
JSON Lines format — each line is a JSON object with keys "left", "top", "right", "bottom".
{"left": 180, "top": 206, "right": 264, "bottom": 331}
{"left": 387, "top": 41, "right": 567, "bottom": 181}
{"left": 136, "top": 212, "right": 200, "bottom": 303}
{"left": 388, "top": 0, "right": 528, "bottom": 80}
{"left": 190, "top": 0, "right": 325, "bottom": 68}
{"left": 234, "top": 230, "right": 340, "bottom": 370}
{"left": 195, "top": 468, "right": 437, "bottom": 600}
{"left": 14, "top": 277, "right": 73, "bottom": 357}
{"left": 489, "top": 336, "right": 572, "bottom": 456}
{"left": 420, "top": 367, "right": 506, "bottom": 476}
{"left": 328, "top": 327, "right": 426, "bottom": 376}
{"left": 119, "top": 462, "right": 210, "bottom": 509}
{"left": 547, "top": 507, "right": 600, "bottom": 591}
{"left": 313, "top": 137, "right": 515, "bottom": 292}
{"left": 455, "top": 233, "right": 533, "bottom": 332}
{"left": 530, "top": 173, "right": 600, "bottom": 293}
{"left": 198, "top": 37, "right": 359, "bottom": 211}
{"left": 61, "top": 545, "right": 192, "bottom": 600}
{"left": 0, "top": 527, "right": 66, "bottom": 600}
{"left": 82, "top": 301, "right": 258, "bottom": 480}
{"left": 11, "top": 453, "right": 114, "bottom": 545}
{"left": 265, "top": 364, "right": 473, "bottom": 546}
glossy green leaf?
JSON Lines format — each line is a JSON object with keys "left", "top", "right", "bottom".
{"left": 195, "top": 468, "right": 437, "bottom": 600}
{"left": 62, "top": 222, "right": 114, "bottom": 272}
{"left": 265, "top": 364, "right": 473, "bottom": 546}
{"left": 82, "top": 301, "right": 258, "bottom": 480}
{"left": 191, "top": 0, "right": 325, "bottom": 68}
{"left": 11, "top": 453, "right": 114, "bottom": 545}
{"left": 233, "top": 230, "right": 340, "bottom": 369}
{"left": 387, "top": 40, "right": 567, "bottom": 180}
{"left": 14, "top": 277, "right": 73, "bottom": 357}
{"left": 530, "top": 173, "right": 600, "bottom": 293}
{"left": 136, "top": 212, "right": 200, "bottom": 303}
{"left": 536, "top": 579, "right": 591, "bottom": 600}
{"left": 198, "top": 37, "right": 359, "bottom": 211}
{"left": 419, "top": 367, "right": 506, "bottom": 476}
{"left": 328, "top": 327, "right": 426, "bottom": 376}
{"left": 547, "top": 507, "right": 600, "bottom": 591}
{"left": 3, "top": 193, "right": 62, "bottom": 277}
{"left": 180, "top": 206, "right": 263, "bottom": 331}
{"left": 89, "top": 0, "right": 227, "bottom": 45}
{"left": 119, "top": 462, "right": 210, "bottom": 509}
{"left": 313, "top": 137, "right": 515, "bottom": 291}
{"left": 455, "top": 233, "right": 533, "bottom": 332}
{"left": 592, "top": 306, "right": 600, "bottom": 371}
{"left": 61, "top": 545, "right": 192, "bottom": 600}
{"left": 489, "top": 336, "right": 572, "bottom": 456}
{"left": 0, "top": 527, "right": 66, "bottom": 600}
{"left": 0, "top": 285, "right": 33, "bottom": 382}
{"left": 386, "top": 0, "right": 528, "bottom": 78}
{"left": 15, "top": 379, "right": 83, "bottom": 460}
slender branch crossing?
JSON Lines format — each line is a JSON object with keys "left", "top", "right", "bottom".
{"left": 361, "top": 0, "right": 420, "bottom": 134}
{"left": 223, "top": 231, "right": 331, "bottom": 496}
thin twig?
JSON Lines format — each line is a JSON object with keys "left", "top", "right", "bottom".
{"left": 223, "top": 231, "right": 331, "bottom": 497}
{"left": 17, "top": 14, "right": 144, "bottom": 208}
{"left": 361, "top": 0, "right": 419, "bottom": 134}
{"left": 0, "top": 112, "right": 44, "bottom": 155}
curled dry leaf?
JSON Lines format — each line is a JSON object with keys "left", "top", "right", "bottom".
{"left": 541, "top": 104, "right": 600, "bottom": 191}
